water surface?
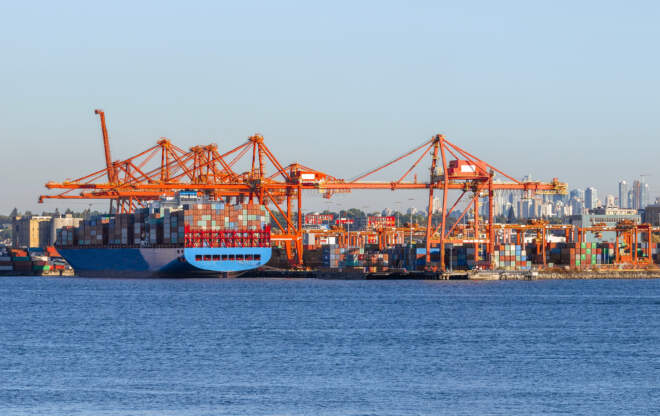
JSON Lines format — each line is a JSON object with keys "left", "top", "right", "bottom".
{"left": 1, "top": 276, "right": 659, "bottom": 415}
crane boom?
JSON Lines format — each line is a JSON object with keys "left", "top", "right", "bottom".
{"left": 94, "top": 109, "right": 115, "bottom": 184}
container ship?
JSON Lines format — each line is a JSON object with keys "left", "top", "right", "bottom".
{"left": 55, "top": 192, "right": 272, "bottom": 277}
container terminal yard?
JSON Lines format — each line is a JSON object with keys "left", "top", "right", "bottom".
{"left": 6, "top": 110, "right": 660, "bottom": 279}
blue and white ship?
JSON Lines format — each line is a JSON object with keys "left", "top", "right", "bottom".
{"left": 56, "top": 193, "right": 272, "bottom": 278}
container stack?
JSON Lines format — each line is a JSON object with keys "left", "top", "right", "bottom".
{"left": 133, "top": 208, "right": 149, "bottom": 245}
{"left": 75, "top": 217, "right": 110, "bottom": 246}
{"left": 108, "top": 214, "right": 134, "bottom": 245}
{"left": 322, "top": 244, "right": 342, "bottom": 268}
{"left": 342, "top": 247, "right": 364, "bottom": 268}
{"left": 147, "top": 215, "right": 163, "bottom": 245}
{"left": 56, "top": 226, "right": 77, "bottom": 246}
{"left": 54, "top": 196, "right": 271, "bottom": 249}
{"left": 0, "top": 249, "right": 13, "bottom": 272}
{"left": 557, "top": 242, "right": 604, "bottom": 268}
{"left": 364, "top": 252, "right": 389, "bottom": 272}
{"left": 164, "top": 209, "right": 185, "bottom": 245}
{"left": 183, "top": 201, "right": 269, "bottom": 232}
{"left": 10, "top": 249, "right": 31, "bottom": 274}
{"left": 449, "top": 248, "right": 467, "bottom": 270}
{"left": 31, "top": 253, "right": 51, "bottom": 274}
{"left": 492, "top": 244, "right": 530, "bottom": 271}
{"left": 303, "top": 232, "right": 316, "bottom": 250}
{"left": 384, "top": 246, "right": 412, "bottom": 269}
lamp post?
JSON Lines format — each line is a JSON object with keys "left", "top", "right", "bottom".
{"left": 449, "top": 244, "right": 453, "bottom": 272}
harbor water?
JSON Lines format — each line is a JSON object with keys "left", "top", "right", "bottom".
{"left": 1, "top": 276, "right": 659, "bottom": 415}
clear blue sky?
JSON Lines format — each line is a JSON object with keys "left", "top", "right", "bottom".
{"left": 1, "top": 0, "right": 658, "bottom": 214}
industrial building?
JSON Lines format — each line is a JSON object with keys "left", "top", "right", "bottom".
{"left": 12, "top": 214, "right": 82, "bottom": 248}
{"left": 569, "top": 207, "right": 641, "bottom": 243}
{"left": 645, "top": 205, "right": 660, "bottom": 226}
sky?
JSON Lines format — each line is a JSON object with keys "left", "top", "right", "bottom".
{"left": 1, "top": 0, "right": 658, "bottom": 214}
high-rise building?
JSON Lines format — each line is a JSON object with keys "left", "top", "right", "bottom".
{"left": 585, "top": 187, "right": 598, "bottom": 210}
{"left": 632, "top": 180, "right": 642, "bottom": 210}
{"left": 605, "top": 194, "right": 616, "bottom": 207}
{"left": 570, "top": 188, "right": 585, "bottom": 201}
{"left": 570, "top": 197, "right": 584, "bottom": 216}
{"left": 628, "top": 190, "right": 634, "bottom": 210}
{"left": 618, "top": 180, "right": 628, "bottom": 208}
{"left": 431, "top": 196, "right": 442, "bottom": 214}
{"left": 517, "top": 199, "right": 533, "bottom": 219}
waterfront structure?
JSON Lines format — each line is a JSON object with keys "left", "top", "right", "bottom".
{"left": 569, "top": 207, "right": 641, "bottom": 242}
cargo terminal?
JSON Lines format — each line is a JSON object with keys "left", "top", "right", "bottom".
{"left": 9, "top": 110, "right": 659, "bottom": 279}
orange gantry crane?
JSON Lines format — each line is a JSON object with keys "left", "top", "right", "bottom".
{"left": 40, "top": 110, "right": 567, "bottom": 270}
{"left": 491, "top": 220, "right": 574, "bottom": 266}
{"left": 577, "top": 220, "right": 657, "bottom": 267}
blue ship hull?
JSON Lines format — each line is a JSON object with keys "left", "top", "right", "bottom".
{"left": 57, "top": 247, "right": 272, "bottom": 278}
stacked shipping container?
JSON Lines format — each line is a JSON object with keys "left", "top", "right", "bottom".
{"left": 183, "top": 202, "right": 270, "bottom": 248}
{"left": 492, "top": 244, "right": 531, "bottom": 271}
{"left": 322, "top": 244, "right": 342, "bottom": 268}
{"left": 55, "top": 199, "right": 269, "bottom": 248}
{"left": 557, "top": 242, "right": 612, "bottom": 267}
{"left": 0, "top": 249, "right": 13, "bottom": 272}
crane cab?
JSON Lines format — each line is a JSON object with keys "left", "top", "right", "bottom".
{"left": 447, "top": 160, "right": 488, "bottom": 178}
{"left": 294, "top": 171, "right": 327, "bottom": 185}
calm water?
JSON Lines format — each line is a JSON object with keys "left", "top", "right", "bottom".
{"left": 1, "top": 276, "right": 659, "bottom": 416}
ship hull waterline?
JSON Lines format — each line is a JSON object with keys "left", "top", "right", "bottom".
{"left": 56, "top": 247, "right": 272, "bottom": 278}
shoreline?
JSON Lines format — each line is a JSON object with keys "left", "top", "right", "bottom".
{"left": 3, "top": 269, "right": 660, "bottom": 280}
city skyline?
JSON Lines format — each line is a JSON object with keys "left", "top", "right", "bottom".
{"left": 5, "top": 171, "right": 656, "bottom": 216}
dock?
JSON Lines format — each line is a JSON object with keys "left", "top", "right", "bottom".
{"left": 240, "top": 268, "right": 660, "bottom": 281}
